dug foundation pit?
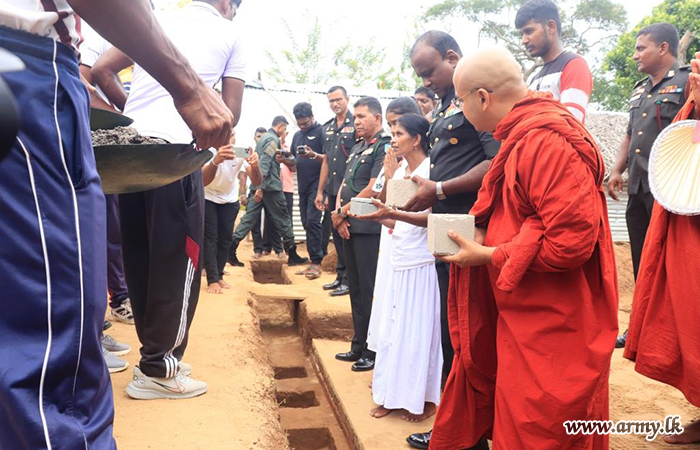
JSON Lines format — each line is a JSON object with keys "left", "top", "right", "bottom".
{"left": 250, "top": 262, "right": 352, "bottom": 450}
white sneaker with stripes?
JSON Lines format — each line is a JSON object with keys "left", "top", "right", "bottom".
{"left": 126, "top": 366, "right": 207, "bottom": 400}
{"left": 110, "top": 299, "right": 135, "bottom": 325}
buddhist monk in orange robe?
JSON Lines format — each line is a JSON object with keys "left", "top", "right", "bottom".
{"left": 429, "top": 47, "right": 619, "bottom": 450}
{"left": 624, "top": 51, "right": 700, "bottom": 445}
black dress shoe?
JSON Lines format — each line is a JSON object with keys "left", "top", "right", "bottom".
{"left": 323, "top": 278, "right": 342, "bottom": 291}
{"left": 227, "top": 256, "right": 244, "bottom": 267}
{"left": 351, "top": 357, "right": 374, "bottom": 372}
{"left": 615, "top": 329, "right": 628, "bottom": 349}
{"left": 407, "top": 431, "right": 487, "bottom": 450}
{"left": 329, "top": 284, "right": 349, "bottom": 297}
{"left": 406, "top": 431, "right": 431, "bottom": 449}
{"left": 335, "top": 351, "right": 362, "bottom": 362}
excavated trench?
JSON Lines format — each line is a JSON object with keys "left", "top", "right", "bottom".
{"left": 250, "top": 260, "right": 352, "bottom": 450}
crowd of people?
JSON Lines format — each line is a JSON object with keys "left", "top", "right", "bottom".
{"left": 1, "top": 0, "right": 700, "bottom": 449}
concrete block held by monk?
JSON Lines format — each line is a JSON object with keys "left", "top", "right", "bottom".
{"left": 386, "top": 178, "right": 418, "bottom": 208}
{"left": 428, "top": 214, "right": 475, "bottom": 256}
{"left": 350, "top": 197, "right": 378, "bottom": 216}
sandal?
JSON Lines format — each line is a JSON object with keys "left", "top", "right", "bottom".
{"left": 305, "top": 265, "right": 322, "bottom": 280}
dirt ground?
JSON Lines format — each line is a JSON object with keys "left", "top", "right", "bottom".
{"left": 108, "top": 239, "right": 288, "bottom": 450}
{"left": 108, "top": 240, "right": 700, "bottom": 449}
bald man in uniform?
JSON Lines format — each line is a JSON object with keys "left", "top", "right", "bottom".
{"left": 429, "top": 47, "right": 618, "bottom": 450}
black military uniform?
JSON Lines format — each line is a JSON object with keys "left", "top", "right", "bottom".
{"left": 626, "top": 63, "right": 690, "bottom": 278}
{"left": 339, "top": 130, "right": 389, "bottom": 363}
{"left": 322, "top": 111, "right": 355, "bottom": 287}
{"left": 429, "top": 87, "right": 500, "bottom": 377}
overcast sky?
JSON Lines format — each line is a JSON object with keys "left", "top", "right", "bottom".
{"left": 154, "top": 0, "right": 664, "bottom": 86}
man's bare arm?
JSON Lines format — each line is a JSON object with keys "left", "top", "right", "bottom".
{"left": 222, "top": 77, "right": 244, "bottom": 127}
{"left": 91, "top": 48, "right": 132, "bottom": 111}
{"left": 607, "top": 134, "right": 630, "bottom": 201}
{"left": 69, "top": 0, "right": 233, "bottom": 149}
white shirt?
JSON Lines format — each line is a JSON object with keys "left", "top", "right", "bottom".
{"left": 0, "top": 0, "right": 81, "bottom": 50}
{"left": 390, "top": 158, "right": 435, "bottom": 271}
{"left": 79, "top": 22, "right": 112, "bottom": 104}
{"left": 205, "top": 157, "right": 249, "bottom": 204}
{"left": 123, "top": 2, "right": 247, "bottom": 144}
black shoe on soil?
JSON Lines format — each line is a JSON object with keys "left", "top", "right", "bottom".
{"left": 351, "top": 357, "right": 375, "bottom": 372}
{"left": 335, "top": 351, "right": 362, "bottom": 362}
{"left": 615, "top": 329, "right": 628, "bottom": 349}
{"left": 323, "top": 278, "right": 342, "bottom": 291}
{"left": 287, "top": 246, "right": 309, "bottom": 266}
{"left": 329, "top": 285, "right": 349, "bottom": 297}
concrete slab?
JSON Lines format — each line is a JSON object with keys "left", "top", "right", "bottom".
{"left": 312, "top": 339, "right": 435, "bottom": 450}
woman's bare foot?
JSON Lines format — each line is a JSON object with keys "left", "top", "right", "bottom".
{"left": 202, "top": 268, "right": 207, "bottom": 278}
{"left": 219, "top": 279, "right": 231, "bottom": 289}
{"left": 664, "top": 420, "right": 700, "bottom": 444}
{"left": 207, "top": 282, "right": 223, "bottom": 294}
{"left": 401, "top": 403, "right": 437, "bottom": 423}
{"left": 251, "top": 252, "right": 262, "bottom": 260}
{"left": 370, "top": 406, "right": 394, "bottom": 418}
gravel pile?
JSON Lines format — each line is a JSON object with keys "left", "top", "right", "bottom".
{"left": 586, "top": 112, "right": 629, "bottom": 181}
{"left": 91, "top": 127, "right": 167, "bottom": 146}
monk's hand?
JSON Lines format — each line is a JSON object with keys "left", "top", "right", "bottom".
{"left": 173, "top": 81, "right": 233, "bottom": 150}
{"left": 402, "top": 175, "right": 437, "bottom": 212}
{"left": 607, "top": 171, "right": 623, "bottom": 201}
{"left": 338, "top": 220, "right": 351, "bottom": 240}
{"left": 440, "top": 230, "right": 495, "bottom": 267}
{"left": 349, "top": 199, "right": 393, "bottom": 222}
{"left": 691, "top": 51, "right": 700, "bottom": 119}
{"left": 475, "top": 227, "right": 486, "bottom": 245}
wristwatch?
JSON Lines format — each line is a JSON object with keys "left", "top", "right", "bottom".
{"left": 436, "top": 181, "right": 447, "bottom": 200}
{"left": 336, "top": 207, "right": 347, "bottom": 218}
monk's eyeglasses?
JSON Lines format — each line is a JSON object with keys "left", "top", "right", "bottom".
{"left": 452, "top": 87, "right": 494, "bottom": 108}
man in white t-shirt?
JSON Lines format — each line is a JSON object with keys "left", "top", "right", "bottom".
{"left": 203, "top": 138, "right": 262, "bottom": 294}
{"left": 92, "top": 0, "right": 247, "bottom": 401}
{"left": 0, "top": 0, "right": 234, "bottom": 448}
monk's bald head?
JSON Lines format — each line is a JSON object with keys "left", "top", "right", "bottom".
{"left": 454, "top": 47, "right": 528, "bottom": 132}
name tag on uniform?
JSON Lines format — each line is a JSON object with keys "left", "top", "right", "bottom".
{"left": 361, "top": 148, "right": 373, "bottom": 156}
{"left": 326, "top": 130, "right": 335, "bottom": 135}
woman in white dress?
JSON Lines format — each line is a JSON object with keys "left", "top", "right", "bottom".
{"left": 367, "top": 97, "right": 422, "bottom": 353}
{"left": 353, "top": 114, "right": 442, "bottom": 422}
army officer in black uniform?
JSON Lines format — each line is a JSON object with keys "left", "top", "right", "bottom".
{"left": 405, "top": 30, "right": 498, "bottom": 450}
{"left": 607, "top": 23, "right": 690, "bottom": 348}
{"left": 331, "top": 97, "right": 390, "bottom": 372}
{"left": 316, "top": 86, "right": 356, "bottom": 296}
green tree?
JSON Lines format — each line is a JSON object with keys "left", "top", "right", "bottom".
{"left": 598, "top": 0, "right": 700, "bottom": 111}
{"left": 265, "top": 15, "right": 420, "bottom": 91}
{"left": 424, "top": 0, "right": 627, "bottom": 79}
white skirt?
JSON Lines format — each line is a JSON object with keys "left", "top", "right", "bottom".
{"left": 367, "top": 226, "right": 393, "bottom": 352}
{"left": 371, "top": 263, "right": 443, "bottom": 415}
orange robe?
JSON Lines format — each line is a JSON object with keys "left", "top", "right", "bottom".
{"left": 624, "top": 98, "right": 700, "bottom": 407}
{"left": 430, "top": 92, "right": 619, "bottom": 450}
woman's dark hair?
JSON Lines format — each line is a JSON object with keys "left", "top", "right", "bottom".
{"left": 397, "top": 114, "right": 430, "bottom": 156}
{"left": 387, "top": 96, "right": 421, "bottom": 116}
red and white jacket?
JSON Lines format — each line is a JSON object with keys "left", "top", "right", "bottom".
{"left": 528, "top": 51, "right": 593, "bottom": 123}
